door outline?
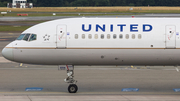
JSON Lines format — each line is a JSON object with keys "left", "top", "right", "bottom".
{"left": 56, "top": 25, "right": 67, "bottom": 48}
{"left": 165, "top": 25, "right": 176, "bottom": 49}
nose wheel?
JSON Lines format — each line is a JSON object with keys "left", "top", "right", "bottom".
{"left": 68, "top": 84, "right": 78, "bottom": 93}
{"left": 63, "top": 65, "right": 78, "bottom": 93}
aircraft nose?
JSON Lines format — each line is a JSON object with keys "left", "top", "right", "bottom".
{"left": 2, "top": 47, "right": 14, "bottom": 61}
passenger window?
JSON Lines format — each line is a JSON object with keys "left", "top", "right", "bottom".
{"left": 119, "top": 34, "right": 123, "bottom": 39}
{"left": 88, "top": 34, "right": 92, "bottom": 39}
{"left": 107, "top": 34, "right": 110, "bottom": 39}
{"left": 75, "top": 34, "right": 78, "bottom": 39}
{"left": 138, "top": 34, "right": 142, "bottom": 39}
{"left": 82, "top": 34, "right": 85, "bottom": 39}
{"left": 23, "top": 34, "right": 30, "bottom": 41}
{"left": 101, "top": 34, "right": 104, "bottom": 39}
{"left": 126, "top": 34, "right": 129, "bottom": 39}
{"left": 16, "top": 34, "right": 25, "bottom": 40}
{"left": 94, "top": 34, "right": 98, "bottom": 39}
{"left": 113, "top": 34, "right": 116, "bottom": 39}
{"left": 132, "top": 34, "right": 135, "bottom": 39}
{"left": 29, "top": 34, "right": 37, "bottom": 41}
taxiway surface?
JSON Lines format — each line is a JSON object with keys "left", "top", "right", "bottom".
{"left": 0, "top": 63, "right": 180, "bottom": 95}
{"left": 1, "top": 14, "right": 180, "bottom": 21}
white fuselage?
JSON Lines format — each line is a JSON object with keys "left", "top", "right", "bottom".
{"left": 2, "top": 18, "right": 180, "bottom": 66}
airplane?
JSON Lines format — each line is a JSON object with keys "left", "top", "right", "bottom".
{"left": 2, "top": 17, "right": 180, "bottom": 93}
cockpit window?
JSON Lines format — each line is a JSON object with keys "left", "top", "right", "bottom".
{"left": 16, "top": 34, "right": 25, "bottom": 40}
{"left": 23, "top": 34, "right": 31, "bottom": 41}
{"left": 16, "top": 33, "right": 37, "bottom": 41}
{"left": 29, "top": 34, "right": 37, "bottom": 41}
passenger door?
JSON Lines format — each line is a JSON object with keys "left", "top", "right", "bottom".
{"left": 56, "top": 25, "right": 67, "bottom": 48}
{"left": 166, "top": 25, "right": 176, "bottom": 48}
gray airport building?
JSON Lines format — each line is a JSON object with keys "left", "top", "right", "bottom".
{"left": 7, "top": 0, "right": 33, "bottom": 8}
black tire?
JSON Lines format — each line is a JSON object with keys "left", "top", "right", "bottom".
{"left": 68, "top": 84, "right": 78, "bottom": 93}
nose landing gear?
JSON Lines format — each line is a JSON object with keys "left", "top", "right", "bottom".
{"left": 62, "top": 65, "right": 78, "bottom": 93}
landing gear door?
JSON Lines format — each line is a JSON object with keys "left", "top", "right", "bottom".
{"left": 166, "top": 25, "right": 176, "bottom": 49}
{"left": 56, "top": 25, "right": 67, "bottom": 48}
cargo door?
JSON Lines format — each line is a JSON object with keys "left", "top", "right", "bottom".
{"left": 56, "top": 25, "right": 67, "bottom": 48}
{"left": 166, "top": 25, "right": 176, "bottom": 48}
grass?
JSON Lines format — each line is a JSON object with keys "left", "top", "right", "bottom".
{"left": 0, "top": 13, "right": 135, "bottom": 17}
{"left": 0, "top": 7, "right": 180, "bottom": 17}
{"left": 0, "top": 7, "right": 180, "bottom": 13}
{"left": 14, "top": 20, "right": 47, "bottom": 23}
{"left": 0, "top": 26, "right": 30, "bottom": 32}
{"left": 0, "top": 21, "right": 48, "bottom": 32}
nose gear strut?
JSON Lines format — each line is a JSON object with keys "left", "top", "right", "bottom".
{"left": 59, "top": 65, "right": 78, "bottom": 93}
{"left": 64, "top": 70, "right": 77, "bottom": 84}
